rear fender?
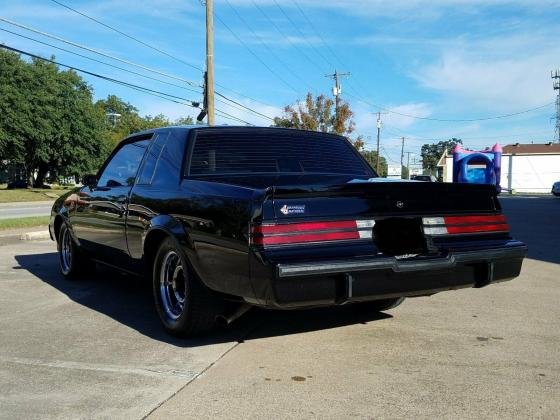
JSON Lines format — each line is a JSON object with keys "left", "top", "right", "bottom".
{"left": 143, "top": 215, "right": 205, "bottom": 284}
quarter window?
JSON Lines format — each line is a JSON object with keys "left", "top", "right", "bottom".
{"left": 98, "top": 139, "right": 150, "bottom": 188}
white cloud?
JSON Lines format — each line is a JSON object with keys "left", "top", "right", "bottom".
{"left": 413, "top": 29, "right": 560, "bottom": 111}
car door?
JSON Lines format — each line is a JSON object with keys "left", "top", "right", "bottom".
{"left": 71, "top": 136, "right": 151, "bottom": 267}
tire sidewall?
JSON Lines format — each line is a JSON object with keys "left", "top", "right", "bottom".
{"left": 58, "top": 223, "right": 77, "bottom": 278}
{"left": 152, "top": 238, "right": 193, "bottom": 333}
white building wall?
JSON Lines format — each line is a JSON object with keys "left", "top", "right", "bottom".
{"left": 444, "top": 156, "right": 453, "bottom": 182}
{"left": 502, "top": 154, "right": 560, "bottom": 193}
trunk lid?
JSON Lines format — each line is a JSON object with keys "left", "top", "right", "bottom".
{"left": 270, "top": 179, "right": 499, "bottom": 219}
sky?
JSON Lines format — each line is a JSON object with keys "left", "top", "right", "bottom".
{"left": 2, "top": 0, "right": 560, "bottom": 167}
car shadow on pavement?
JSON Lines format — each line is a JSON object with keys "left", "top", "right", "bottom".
{"left": 499, "top": 196, "right": 560, "bottom": 265}
{"left": 14, "top": 252, "right": 392, "bottom": 347}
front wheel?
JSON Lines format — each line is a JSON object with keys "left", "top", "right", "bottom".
{"left": 152, "top": 238, "right": 223, "bottom": 336}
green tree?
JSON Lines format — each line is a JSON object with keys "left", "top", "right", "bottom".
{"left": 420, "top": 138, "right": 462, "bottom": 176}
{"left": 0, "top": 50, "right": 108, "bottom": 186}
{"left": 361, "top": 150, "right": 388, "bottom": 177}
{"left": 273, "top": 92, "right": 354, "bottom": 135}
{"left": 173, "top": 116, "right": 195, "bottom": 125}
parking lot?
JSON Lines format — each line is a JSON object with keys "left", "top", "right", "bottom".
{"left": 0, "top": 196, "right": 558, "bottom": 419}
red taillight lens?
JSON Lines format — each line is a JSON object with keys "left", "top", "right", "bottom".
{"left": 422, "top": 214, "right": 509, "bottom": 235}
{"left": 251, "top": 219, "right": 375, "bottom": 247}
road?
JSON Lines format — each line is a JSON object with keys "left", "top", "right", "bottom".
{"left": 0, "top": 201, "right": 53, "bottom": 220}
{"left": 0, "top": 196, "right": 558, "bottom": 419}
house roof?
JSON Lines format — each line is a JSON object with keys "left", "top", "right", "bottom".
{"left": 503, "top": 143, "right": 560, "bottom": 154}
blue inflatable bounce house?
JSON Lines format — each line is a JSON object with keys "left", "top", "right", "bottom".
{"left": 452, "top": 144, "right": 502, "bottom": 192}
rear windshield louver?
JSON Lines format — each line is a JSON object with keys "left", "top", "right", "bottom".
{"left": 251, "top": 220, "right": 375, "bottom": 247}
{"left": 422, "top": 214, "right": 509, "bottom": 235}
{"left": 189, "top": 129, "right": 372, "bottom": 176}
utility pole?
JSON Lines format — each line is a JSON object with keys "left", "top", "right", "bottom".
{"left": 552, "top": 69, "right": 560, "bottom": 143}
{"left": 405, "top": 151, "right": 413, "bottom": 180}
{"left": 205, "top": 0, "right": 215, "bottom": 126}
{"left": 325, "top": 70, "right": 350, "bottom": 132}
{"left": 376, "top": 112, "right": 382, "bottom": 174}
{"left": 400, "top": 137, "right": 405, "bottom": 178}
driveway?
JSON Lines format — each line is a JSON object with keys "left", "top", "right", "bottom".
{"left": 0, "top": 196, "right": 558, "bottom": 419}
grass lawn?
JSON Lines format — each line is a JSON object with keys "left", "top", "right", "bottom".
{"left": 0, "top": 216, "right": 50, "bottom": 230}
{"left": 0, "top": 186, "right": 73, "bottom": 203}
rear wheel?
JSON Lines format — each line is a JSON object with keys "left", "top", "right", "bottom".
{"left": 361, "top": 297, "right": 405, "bottom": 312}
{"left": 58, "top": 223, "right": 94, "bottom": 279}
{"left": 152, "top": 238, "right": 223, "bottom": 336}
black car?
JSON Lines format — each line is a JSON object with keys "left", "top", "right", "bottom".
{"left": 50, "top": 126, "right": 527, "bottom": 336}
{"left": 411, "top": 175, "right": 437, "bottom": 182}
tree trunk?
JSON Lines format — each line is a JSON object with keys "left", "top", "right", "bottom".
{"left": 34, "top": 163, "right": 49, "bottom": 188}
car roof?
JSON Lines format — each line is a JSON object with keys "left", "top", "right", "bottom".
{"left": 125, "top": 125, "right": 347, "bottom": 140}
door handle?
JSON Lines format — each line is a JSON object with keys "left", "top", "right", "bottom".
{"left": 116, "top": 198, "right": 128, "bottom": 217}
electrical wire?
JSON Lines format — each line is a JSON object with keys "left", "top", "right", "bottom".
{"left": 0, "top": 44, "right": 201, "bottom": 107}
{"left": 49, "top": 0, "right": 203, "bottom": 73}
{"left": 213, "top": 13, "right": 299, "bottom": 97}
{"left": 291, "top": 0, "right": 345, "bottom": 69}
{"left": 0, "top": 17, "right": 200, "bottom": 87}
{"left": 0, "top": 17, "right": 273, "bottom": 123}
{"left": 215, "top": 92, "right": 274, "bottom": 121}
{"left": 0, "top": 27, "right": 203, "bottom": 96}
{"left": 250, "top": 0, "right": 324, "bottom": 74}
{"left": 224, "top": 0, "right": 314, "bottom": 92}
{"left": 1, "top": 43, "right": 253, "bottom": 126}
{"left": 46, "top": 1, "right": 283, "bottom": 118}
{"left": 345, "top": 90, "right": 555, "bottom": 122}
{"left": 272, "top": 0, "right": 333, "bottom": 70}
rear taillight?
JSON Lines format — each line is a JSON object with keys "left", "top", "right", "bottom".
{"left": 422, "top": 214, "right": 509, "bottom": 236}
{"left": 251, "top": 219, "right": 375, "bottom": 247}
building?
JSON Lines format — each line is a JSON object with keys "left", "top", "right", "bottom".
{"left": 437, "top": 142, "right": 560, "bottom": 193}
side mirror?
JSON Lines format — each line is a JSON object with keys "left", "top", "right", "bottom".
{"left": 82, "top": 174, "right": 98, "bottom": 188}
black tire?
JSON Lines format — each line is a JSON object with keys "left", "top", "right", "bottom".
{"left": 152, "top": 237, "right": 223, "bottom": 336}
{"left": 361, "top": 297, "right": 405, "bottom": 312}
{"left": 57, "top": 223, "right": 94, "bottom": 280}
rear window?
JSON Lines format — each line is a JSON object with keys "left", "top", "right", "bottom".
{"left": 188, "top": 129, "right": 372, "bottom": 176}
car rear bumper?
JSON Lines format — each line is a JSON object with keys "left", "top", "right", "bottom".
{"left": 258, "top": 242, "right": 527, "bottom": 309}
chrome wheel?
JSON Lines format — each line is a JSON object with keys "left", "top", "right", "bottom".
{"left": 159, "top": 250, "right": 186, "bottom": 321}
{"left": 60, "top": 227, "right": 73, "bottom": 275}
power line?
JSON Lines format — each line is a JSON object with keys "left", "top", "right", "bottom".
{"left": 213, "top": 13, "right": 299, "bottom": 96}
{"left": 49, "top": 0, "right": 203, "bottom": 73}
{"left": 345, "top": 90, "right": 555, "bottom": 122}
{"left": 224, "top": 0, "right": 314, "bottom": 92}
{"left": 291, "top": 0, "right": 345, "bottom": 69}
{"left": 0, "top": 27, "right": 203, "bottom": 96}
{"left": 0, "top": 17, "right": 274, "bottom": 122}
{"left": 0, "top": 44, "right": 201, "bottom": 107}
{"left": 272, "top": 0, "right": 333, "bottom": 70}
{"left": 1, "top": 43, "right": 253, "bottom": 126}
{"left": 49, "top": 0, "right": 281, "bottom": 115}
{"left": 251, "top": 0, "right": 324, "bottom": 74}
{"left": 215, "top": 91, "right": 274, "bottom": 121}
{"left": 215, "top": 109, "right": 253, "bottom": 125}
{"left": 0, "top": 17, "right": 200, "bottom": 87}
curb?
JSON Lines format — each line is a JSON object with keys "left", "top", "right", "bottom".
{"left": 20, "top": 231, "right": 51, "bottom": 241}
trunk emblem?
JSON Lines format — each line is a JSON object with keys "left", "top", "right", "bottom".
{"left": 280, "top": 204, "right": 306, "bottom": 215}
{"left": 396, "top": 201, "right": 404, "bottom": 208}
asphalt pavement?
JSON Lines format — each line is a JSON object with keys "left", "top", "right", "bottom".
{"left": 0, "top": 195, "right": 558, "bottom": 419}
{"left": 0, "top": 201, "right": 53, "bottom": 220}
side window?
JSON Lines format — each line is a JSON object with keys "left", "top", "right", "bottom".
{"left": 98, "top": 139, "right": 150, "bottom": 188}
{"left": 137, "top": 133, "right": 167, "bottom": 185}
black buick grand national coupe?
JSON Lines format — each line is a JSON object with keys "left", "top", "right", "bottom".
{"left": 49, "top": 126, "right": 527, "bottom": 336}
